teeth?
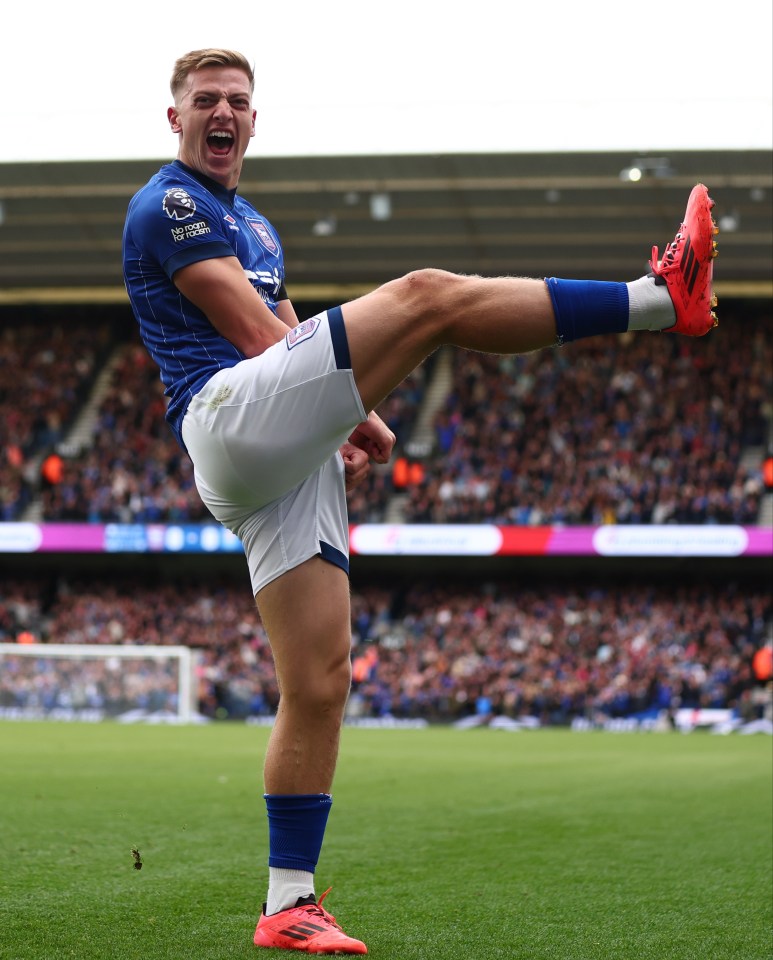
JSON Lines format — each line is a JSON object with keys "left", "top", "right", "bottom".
{"left": 710, "top": 312, "right": 719, "bottom": 326}
{"left": 711, "top": 294, "right": 718, "bottom": 308}
{"left": 209, "top": 131, "right": 233, "bottom": 139}
{"left": 711, "top": 241, "right": 719, "bottom": 258}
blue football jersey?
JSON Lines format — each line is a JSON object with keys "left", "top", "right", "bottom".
{"left": 122, "top": 160, "right": 286, "bottom": 447}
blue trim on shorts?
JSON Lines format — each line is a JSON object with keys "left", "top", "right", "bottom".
{"left": 320, "top": 540, "right": 349, "bottom": 576}
{"left": 327, "top": 306, "right": 351, "bottom": 370}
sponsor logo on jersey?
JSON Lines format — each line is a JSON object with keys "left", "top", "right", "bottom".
{"left": 162, "top": 188, "right": 197, "bottom": 220}
{"left": 224, "top": 213, "right": 239, "bottom": 231}
{"left": 286, "top": 317, "right": 320, "bottom": 349}
{"left": 245, "top": 217, "right": 278, "bottom": 254}
{"left": 171, "top": 221, "right": 212, "bottom": 242}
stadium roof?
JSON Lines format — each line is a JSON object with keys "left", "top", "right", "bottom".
{"left": 0, "top": 150, "right": 770, "bottom": 305}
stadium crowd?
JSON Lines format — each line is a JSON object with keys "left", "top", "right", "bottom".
{"left": 37, "top": 343, "right": 210, "bottom": 523}
{"left": 4, "top": 305, "right": 769, "bottom": 526}
{"left": 0, "top": 652, "right": 180, "bottom": 718}
{"left": 0, "top": 317, "right": 113, "bottom": 521}
{"left": 1, "top": 304, "right": 770, "bottom": 727}
{"left": 402, "top": 310, "right": 771, "bottom": 525}
{"left": 1, "top": 575, "right": 770, "bottom": 725}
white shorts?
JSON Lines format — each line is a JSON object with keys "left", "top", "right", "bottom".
{"left": 181, "top": 308, "right": 367, "bottom": 595}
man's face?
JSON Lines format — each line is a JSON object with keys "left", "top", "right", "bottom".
{"left": 168, "top": 66, "right": 256, "bottom": 189}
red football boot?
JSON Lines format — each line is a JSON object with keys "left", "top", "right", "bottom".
{"left": 254, "top": 888, "right": 367, "bottom": 955}
{"left": 650, "top": 183, "right": 719, "bottom": 336}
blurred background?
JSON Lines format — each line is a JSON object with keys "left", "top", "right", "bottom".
{"left": 1, "top": 0, "right": 771, "bottom": 730}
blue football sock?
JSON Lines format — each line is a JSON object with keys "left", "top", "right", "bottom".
{"left": 546, "top": 278, "right": 629, "bottom": 343}
{"left": 265, "top": 793, "right": 332, "bottom": 872}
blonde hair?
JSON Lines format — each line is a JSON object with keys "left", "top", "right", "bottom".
{"left": 170, "top": 49, "right": 254, "bottom": 99}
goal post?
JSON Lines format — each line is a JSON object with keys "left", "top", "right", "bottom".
{"left": 0, "top": 643, "right": 199, "bottom": 724}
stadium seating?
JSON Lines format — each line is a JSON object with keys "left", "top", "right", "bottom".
{"left": 0, "top": 318, "right": 113, "bottom": 520}
{"left": 1, "top": 303, "right": 770, "bottom": 728}
{"left": 401, "top": 310, "right": 771, "bottom": 525}
{"left": 1, "top": 575, "right": 769, "bottom": 725}
{"left": 5, "top": 304, "right": 768, "bottom": 526}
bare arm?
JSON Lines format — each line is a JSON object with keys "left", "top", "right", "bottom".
{"left": 275, "top": 298, "right": 300, "bottom": 329}
{"left": 173, "top": 255, "right": 291, "bottom": 358}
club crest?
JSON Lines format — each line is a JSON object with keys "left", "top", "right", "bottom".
{"left": 286, "top": 317, "right": 320, "bottom": 349}
{"left": 245, "top": 218, "right": 278, "bottom": 254}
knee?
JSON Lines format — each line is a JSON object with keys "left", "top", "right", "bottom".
{"left": 282, "top": 648, "right": 352, "bottom": 716}
{"left": 309, "top": 655, "right": 352, "bottom": 717}
{"left": 390, "top": 268, "right": 464, "bottom": 320}
{"left": 322, "top": 652, "right": 353, "bottom": 709}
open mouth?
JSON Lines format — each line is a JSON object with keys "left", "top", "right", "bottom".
{"left": 207, "top": 131, "right": 234, "bottom": 156}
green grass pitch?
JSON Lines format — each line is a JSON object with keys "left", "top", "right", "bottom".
{"left": 0, "top": 722, "right": 770, "bottom": 960}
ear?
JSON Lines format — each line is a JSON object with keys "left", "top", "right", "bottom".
{"left": 250, "top": 109, "right": 256, "bottom": 138}
{"left": 168, "top": 106, "right": 182, "bottom": 134}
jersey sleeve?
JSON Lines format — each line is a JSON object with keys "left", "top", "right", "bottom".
{"left": 126, "top": 182, "right": 236, "bottom": 279}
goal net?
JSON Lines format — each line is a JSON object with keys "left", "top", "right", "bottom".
{"left": 0, "top": 643, "right": 199, "bottom": 724}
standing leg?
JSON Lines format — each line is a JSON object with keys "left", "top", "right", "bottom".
{"left": 252, "top": 557, "right": 368, "bottom": 954}
{"left": 257, "top": 556, "right": 352, "bottom": 798}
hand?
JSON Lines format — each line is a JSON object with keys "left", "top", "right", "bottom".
{"left": 347, "top": 411, "right": 396, "bottom": 464}
{"left": 340, "top": 442, "right": 371, "bottom": 493}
